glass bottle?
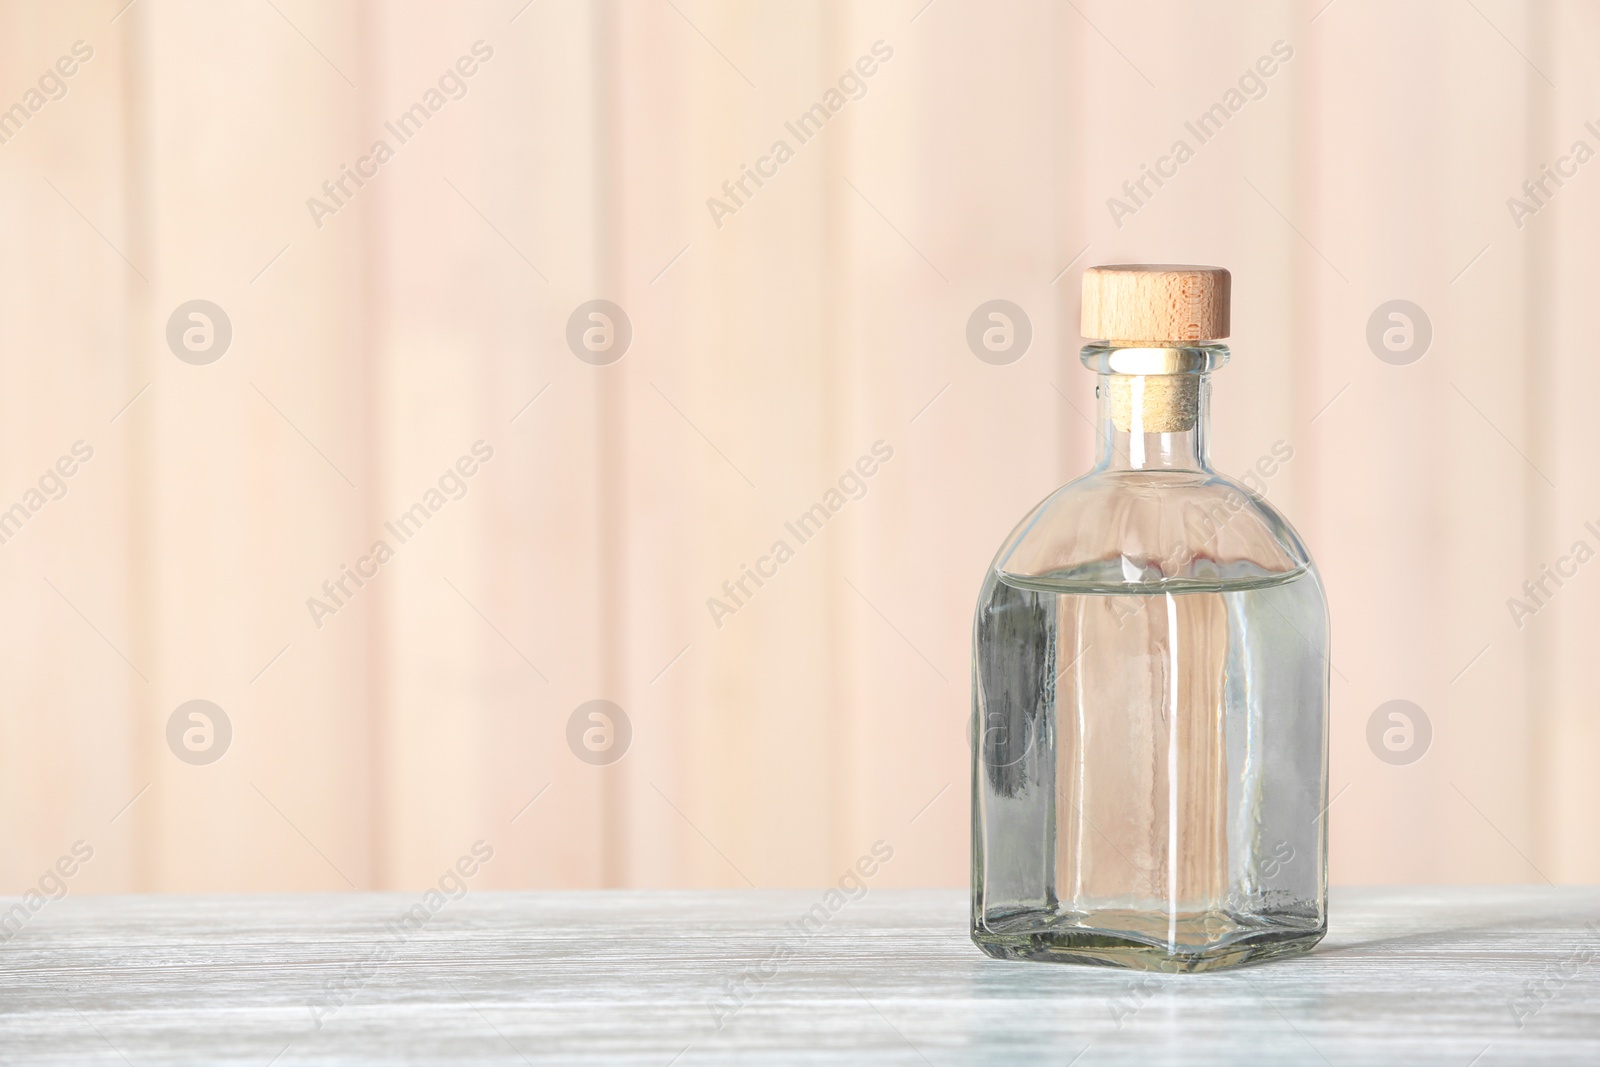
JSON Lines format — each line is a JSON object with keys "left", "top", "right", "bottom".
{"left": 970, "top": 265, "right": 1328, "bottom": 973}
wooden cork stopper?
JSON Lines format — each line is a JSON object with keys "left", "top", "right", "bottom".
{"left": 1081, "top": 264, "right": 1230, "bottom": 343}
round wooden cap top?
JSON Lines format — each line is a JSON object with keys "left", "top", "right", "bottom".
{"left": 1081, "top": 264, "right": 1230, "bottom": 343}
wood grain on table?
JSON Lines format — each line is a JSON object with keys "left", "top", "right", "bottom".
{"left": 1, "top": 887, "right": 1597, "bottom": 1065}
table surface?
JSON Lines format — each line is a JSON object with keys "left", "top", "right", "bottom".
{"left": 1, "top": 886, "right": 1597, "bottom": 1065}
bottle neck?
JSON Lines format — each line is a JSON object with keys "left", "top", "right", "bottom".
{"left": 1094, "top": 372, "right": 1212, "bottom": 472}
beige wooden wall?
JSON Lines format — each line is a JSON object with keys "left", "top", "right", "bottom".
{"left": 0, "top": 0, "right": 1593, "bottom": 894}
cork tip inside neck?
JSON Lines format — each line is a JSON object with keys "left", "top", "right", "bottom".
{"left": 1108, "top": 375, "right": 1199, "bottom": 433}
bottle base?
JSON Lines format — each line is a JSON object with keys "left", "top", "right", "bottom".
{"left": 971, "top": 912, "right": 1325, "bottom": 973}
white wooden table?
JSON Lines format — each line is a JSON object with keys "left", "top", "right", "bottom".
{"left": 1, "top": 887, "right": 1596, "bottom": 1064}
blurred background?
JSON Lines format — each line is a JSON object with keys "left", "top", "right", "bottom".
{"left": 0, "top": 0, "right": 1594, "bottom": 895}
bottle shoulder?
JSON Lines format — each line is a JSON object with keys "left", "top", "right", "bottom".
{"left": 990, "top": 468, "right": 1318, "bottom": 595}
